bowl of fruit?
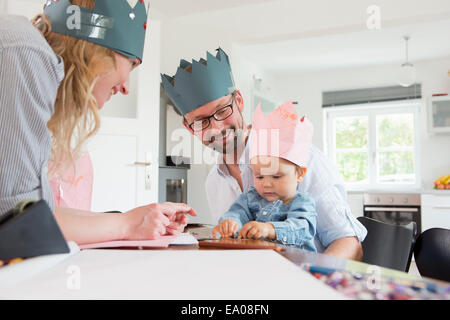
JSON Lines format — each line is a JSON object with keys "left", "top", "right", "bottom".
{"left": 434, "top": 175, "right": 450, "bottom": 190}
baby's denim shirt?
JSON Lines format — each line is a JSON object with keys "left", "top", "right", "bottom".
{"left": 219, "top": 187, "right": 317, "bottom": 252}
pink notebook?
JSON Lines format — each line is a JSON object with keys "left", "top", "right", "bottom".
{"left": 79, "top": 235, "right": 178, "bottom": 250}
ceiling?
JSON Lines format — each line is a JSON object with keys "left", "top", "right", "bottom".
{"left": 148, "top": 0, "right": 278, "bottom": 18}
{"left": 150, "top": 0, "right": 450, "bottom": 74}
{"left": 240, "top": 18, "right": 450, "bottom": 74}
{"left": 11, "top": 0, "right": 450, "bottom": 74}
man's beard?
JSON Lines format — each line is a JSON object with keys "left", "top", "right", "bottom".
{"left": 205, "top": 122, "right": 247, "bottom": 160}
{"left": 202, "top": 111, "right": 247, "bottom": 163}
{"left": 207, "top": 126, "right": 243, "bottom": 155}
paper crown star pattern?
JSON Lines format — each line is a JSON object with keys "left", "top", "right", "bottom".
{"left": 43, "top": 0, "right": 149, "bottom": 61}
{"left": 161, "top": 48, "right": 236, "bottom": 116}
{"left": 249, "top": 101, "right": 314, "bottom": 168}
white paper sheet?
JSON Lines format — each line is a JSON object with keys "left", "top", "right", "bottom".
{"left": 170, "top": 232, "right": 199, "bottom": 245}
{"left": 1, "top": 249, "right": 347, "bottom": 300}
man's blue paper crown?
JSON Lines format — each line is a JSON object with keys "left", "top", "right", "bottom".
{"left": 44, "top": 0, "right": 149, "bottom": 61}
{"left": 161, "top": 48, "right": 236, "bottom": 116}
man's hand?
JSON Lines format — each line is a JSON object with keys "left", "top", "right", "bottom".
{"left": 122, "top": 202, "right": 197, "bottom": 240}
{"left": 212, "top": 219, "right": 239, "bottom": 239}
{"left": 238, "top": 221, "right": 276, "bottom": 240}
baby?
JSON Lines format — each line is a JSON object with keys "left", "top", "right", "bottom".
{"left": 212, "top": 101, "right": 317, "bottom": 252}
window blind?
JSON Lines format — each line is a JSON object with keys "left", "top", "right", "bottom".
{"left": 322, "top": 84, "right": 421, "bottom": 108}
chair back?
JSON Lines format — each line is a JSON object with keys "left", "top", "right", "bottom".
{"left": 357, "top": 216, "right": 416, "bottom": 272}
{"left": 414, "top": 228, "right": 450, "bottom": 282}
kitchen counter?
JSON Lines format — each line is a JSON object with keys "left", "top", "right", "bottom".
{"left": 421, "top": 189, "right": 450, "bottom": 195}
{"left": 348, "top": 189, "right": 450, "bottom": 195}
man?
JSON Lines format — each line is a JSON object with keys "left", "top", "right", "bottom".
{"left": 161, "top": 48, "right": 367, "bottom": 260}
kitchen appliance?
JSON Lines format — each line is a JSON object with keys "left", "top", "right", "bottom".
{"left": 363, "top": 193, "right": 421, "bottom": 239}
{"left": 158, "top": 164, "right": 188, "bottom": 204}
{"left": 159, "top": 86, "right": 190, "bottom": 204}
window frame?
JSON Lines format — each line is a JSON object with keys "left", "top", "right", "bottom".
{"left": 324, "top": 99, "right": 422, "bottom": 192}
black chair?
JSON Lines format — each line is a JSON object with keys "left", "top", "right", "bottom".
{"left": 357, "top": 216, "right": 416, "bottom": 272}
{"left": 413, "top": 228, "right": 450, "bottom": 282}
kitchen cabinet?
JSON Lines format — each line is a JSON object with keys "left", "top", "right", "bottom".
{"left": 428, "top": 95, "right": 450, "bottom": 134}
{"left": 421, "top": 193, "right": 450, "bottom": 231}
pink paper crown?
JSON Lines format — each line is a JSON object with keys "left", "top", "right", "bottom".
{"left": 249, "top": 101, "right": 313, "bottom": 167}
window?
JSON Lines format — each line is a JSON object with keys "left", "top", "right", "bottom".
{"left": 325, "top": 100, "right": 421, "bottom": 191}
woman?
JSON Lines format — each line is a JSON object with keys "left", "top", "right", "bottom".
{"left": 0, "top": 0, "right": 195, "bottom": 245}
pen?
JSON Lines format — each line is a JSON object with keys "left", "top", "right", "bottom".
{"left": 300, "top": 263, "right": 340, "bottom": 275}
{"left": 308, "top": 265, "right": 339, "bottom": 275}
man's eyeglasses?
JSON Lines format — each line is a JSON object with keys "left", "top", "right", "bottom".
{"left": 187, "top": 94, "right": 235, "bottom": 132}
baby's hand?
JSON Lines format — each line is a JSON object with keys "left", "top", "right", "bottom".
{"left": 212, "top": 219, "right": 239, "bottom": 239}
{"left": 238, "top": 222, "right": 276, "bottom": 240}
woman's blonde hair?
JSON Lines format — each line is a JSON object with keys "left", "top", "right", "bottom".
{"left": 32, "top": 0, "right": 116, "bottom": 177}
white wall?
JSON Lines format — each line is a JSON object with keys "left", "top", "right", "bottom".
{"left": 0, "top": 0, "right": 7, "bottom": 14}
{"left": 265, "top": 57, "right": 450, "bottom": 216}
{"left": 159, "top": 5, "right": 281, "bottom": 115}
{"left": 231, "top": 43, "right": 278, "bottom": 123}
{"left": 4, "top": 0, "right": 42, "bottom": 17}
{"left": 160, "top": 14, "right": 233, "bottom": 76}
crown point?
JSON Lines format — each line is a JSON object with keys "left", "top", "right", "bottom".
{"left": 161, "top": 48, "right": 235, "bottom": 116}
{"left": 44, "top": 0, "right": 148, "bottom": 62}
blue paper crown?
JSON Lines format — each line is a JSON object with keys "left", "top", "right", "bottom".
{"left": 44, "top": 0, "right": 149, "bottom": 61}
{"left": 161, "top": 48, "right": 236, "bottom": 116}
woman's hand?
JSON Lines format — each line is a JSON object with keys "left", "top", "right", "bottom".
{"left": 212, "top": 219, "right": 239, "bottom": 239}
{"left": 121, "top": 202, "right": 196, "bottom": 240}
{"left": 165, "top": 211, "right": 192, "bottom": 236}
{"left": 238, "top": 221, "right": 276, "bottom": 240}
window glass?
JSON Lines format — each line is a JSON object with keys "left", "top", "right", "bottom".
{"left": 334, "top": 116, "right": 369, "bottom": 183}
